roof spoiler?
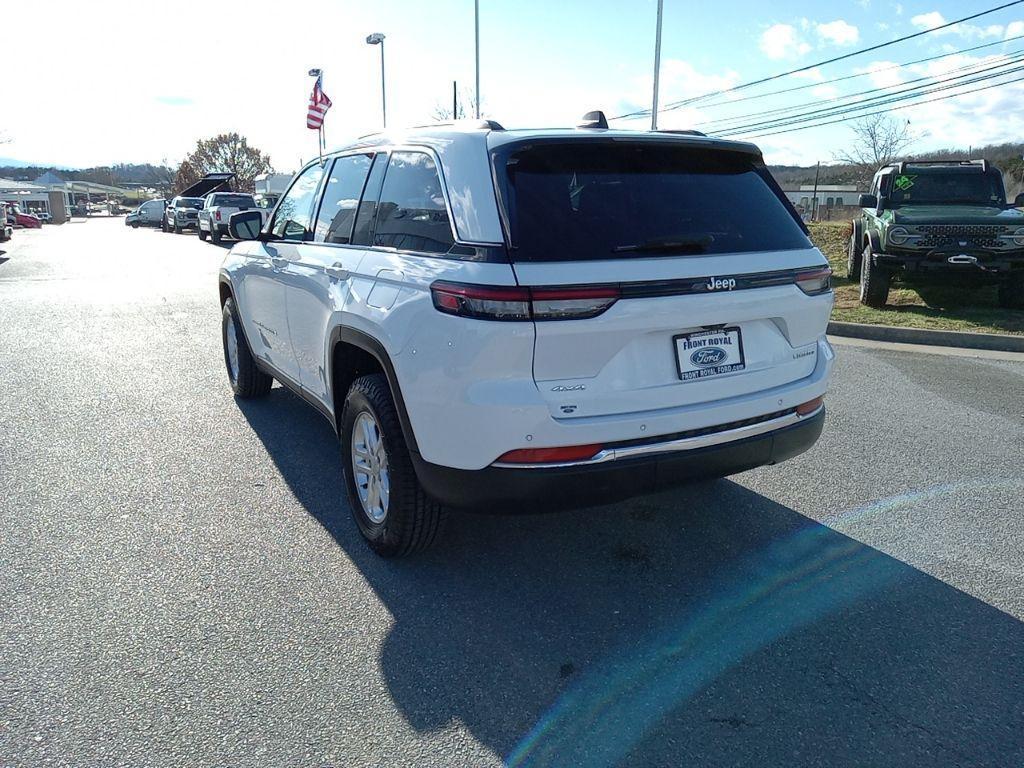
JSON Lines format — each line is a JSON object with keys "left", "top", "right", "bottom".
{"left": 894, "top": 159, "right": 988, "bottom": 174}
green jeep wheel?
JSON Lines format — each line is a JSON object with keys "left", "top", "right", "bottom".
{"left": 859, "top": 243, "right": 891, "bottom": 308}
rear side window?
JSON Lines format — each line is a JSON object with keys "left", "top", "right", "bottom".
{"left": 315, "top": 154, "right": 373, "bottom": 244}
{"left": 495, "top": 141, "right": 810, "bottom": 261}
{"left": 350, "top": 154, "right": 389, "bottom": 246}
{"left": 373, "top": 151, "right": 454, "bottom": 254}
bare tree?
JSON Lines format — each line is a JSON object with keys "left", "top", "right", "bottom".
{"left": 834, "top": 114, "right": 914, "bottom": 187}
{"left": 431, "top": 87, "right": 480, "bottom": 122}
{"left": 174, "top": 133, "right": 273, "bottom": 193}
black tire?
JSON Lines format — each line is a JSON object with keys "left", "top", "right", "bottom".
{"left": 211, "top": 228, "right": 222, "bottom": 244}
{"left": 174, "top": 223, "right": 182, "bottom": 234}
{"left": 847, "top": 221, "right": 863, "bottom": 280}
{"left": 341, "top": 374, "right": 445, "bottom": 557}
{"left": 161, "top": 218, "right": 167, "bottom": 233}
{"left": 198, "top": 227, "right": 207, "bottom": 241}
{"left": 131, "top": 221, "right": 139, "bottom": 229}
{"left": 859, "top": 243, "right": 891, "bottom": 308}
{"left": 221, "top": 297, "right": 273, "bottom": 398}
{"left": 998, "top": 272, "right": 1024, "bottom": 309}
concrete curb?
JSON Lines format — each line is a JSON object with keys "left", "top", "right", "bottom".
{"left": 827, "top": 321, "right": 1024, "bottom": 353}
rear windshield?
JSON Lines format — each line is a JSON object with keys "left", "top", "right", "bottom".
{"left": 178, "top": 198, "right": 204, "bottom": 209}
{"left": 213, "top": 194, "right": 255, "bottom": 207}
{"left": 886, "top": 170, "right": 1005, "bottom": 207}
{"left": 494, "top": 141, "right": 809, "bottom": 261}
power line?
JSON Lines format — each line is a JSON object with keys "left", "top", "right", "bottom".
{"left": 690, "top": 35, "right": 1024, "bottom": 116}
{"left": 721, "top": 71, "right": 1024, "bottom": 139}
{"left": 717, "top": 62, "right": 1024, "bottom": 136}
{"left": 611, "top": 0, "right": 1024, "bottom": 120}
{"left": 698, "top": 50, "right": 1024, "bottom": 131}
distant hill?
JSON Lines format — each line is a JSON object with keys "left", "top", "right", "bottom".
{"left": 769, "top": 141, "right": 1024, "bottom": 196}
{"left": 0, "top": 162, "right": 174, "bottom": 192}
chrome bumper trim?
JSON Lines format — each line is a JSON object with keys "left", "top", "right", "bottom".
{"left": 492, "top": 405, "right": 824, "bottom": 470}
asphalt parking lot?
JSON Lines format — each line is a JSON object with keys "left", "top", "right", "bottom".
{"left": 1, "top": 218, "right": 1022, "bottom": 767}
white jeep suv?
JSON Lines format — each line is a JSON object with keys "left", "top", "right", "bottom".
{"left": 218, "top": 117, "right": 834, "bottom": 556}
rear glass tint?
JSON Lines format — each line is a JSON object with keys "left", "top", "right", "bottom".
{"left": 886, "top": 170, "right": 1005, "bottom": 207}
{"left": 495, "top": 141, "right": 809, "bottom": 261}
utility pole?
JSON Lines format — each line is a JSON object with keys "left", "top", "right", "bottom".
{"left": 474, "top": 0, "right": 481, "bottom": 118}
{"left": 651, "top": 0, "right": 664, "bottom": 130}
{"left": 811, "top": 160, "right": 821, "bottom": 223}
{"left": 453, "top": 80, "right": 458, "bottom": 120}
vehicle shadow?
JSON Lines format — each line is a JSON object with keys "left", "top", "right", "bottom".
{"left": 238, "top": 387, "right": 1024, "bottom": 767}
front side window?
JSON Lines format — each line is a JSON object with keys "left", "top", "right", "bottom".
{"left": 315, "top": 154, "right": 373, "bottom": 243}
{"left": 270, "top": 164, "right": 325, "bottom": 240}
{"left": 494, "top": 141, "right": 810, "bottom": 262}
{"left": 373, "top": 151, "right": 454, "bottom": 254}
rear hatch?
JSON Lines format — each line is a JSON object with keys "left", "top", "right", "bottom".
{"left": 493, "top": 137, "right": 832, "bottom": 420}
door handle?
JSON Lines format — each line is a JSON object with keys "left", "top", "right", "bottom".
{"left": 326, "top": 263, "right": 350, "bottom": 281}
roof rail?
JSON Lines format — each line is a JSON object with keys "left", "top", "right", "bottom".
{"left": 656, "top": 129, "right": 707, "bottom": 137}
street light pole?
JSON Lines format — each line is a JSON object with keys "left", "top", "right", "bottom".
{"left": 474, "top": 0, "right": 481, "bottom": 118}
{"left": 651, "top": 0, "right": 663, "bottom": 131}
{"left": 366, "top": 33, "right": 387, "bottom": 129}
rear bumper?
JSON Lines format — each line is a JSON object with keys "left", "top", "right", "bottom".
{"left": 411, "top": 406, "right": 825, "bottom": 511}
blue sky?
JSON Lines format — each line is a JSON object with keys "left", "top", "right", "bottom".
{"left": 4, "top": 0, "right": 1024, "bottom": 170}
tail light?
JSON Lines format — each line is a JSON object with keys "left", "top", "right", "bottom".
{"left": 431, "top": 281, "right": 619, "bottom": 321}
{"left": 497, "top": 444, "right": 603, "bottom": 464}
{"left": 215, "top": 210, "right": 222, "bottom": 221}
{"left": 796, "top": 267, "right": 832, "bottom": 295}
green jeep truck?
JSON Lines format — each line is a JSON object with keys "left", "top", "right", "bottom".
{"left": 848, "top": 159, "right": 1024, "bottom": 309}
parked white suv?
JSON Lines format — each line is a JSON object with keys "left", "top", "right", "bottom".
{"left": 218, "top": 117, "right": 834, "bottom": 556}
{"left": 198, "top": 192, "right": 261, "bottom": 244}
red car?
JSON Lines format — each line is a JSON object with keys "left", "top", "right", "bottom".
{"left": 4, "top": 202, "right": 42, "bottom": 228}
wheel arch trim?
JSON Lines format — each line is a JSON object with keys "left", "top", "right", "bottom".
{"left": 329, "top": 326, "right": 420, "bottom": 454}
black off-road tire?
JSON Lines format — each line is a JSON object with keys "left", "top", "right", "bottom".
{"left": 998, "top": 272, "right": 1024, "bottom": 309}
{"left": 341, "top": 374, "right": 445, "bottom": 557}
{"left": 859, "top": 243, "right": 891, "bottom": 308}
{"left": 221, "top": 297, "right": 273, "bottom": 398}
{"left": 847, "top": 221, "right": 863, "bottom": 280}
{"left": 198, "top": 227, "right": 208, "bottom": 241}
{"left": 211, "top": 228, "right": 222, "bottom": 244}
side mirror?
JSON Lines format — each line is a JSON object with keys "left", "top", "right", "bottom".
{"left": 229, "top": 210, "right": 263, "bottom": 241}
{"left": 1013, "top": 193, "right": 1024, "bottom": 208}
{"left": 858, "top": 194, "right": 877, "bottom": 209}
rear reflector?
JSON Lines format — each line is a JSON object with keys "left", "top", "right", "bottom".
{"left": 795, "top": 267, "right": 832, "bottom": 295}
{"left": 497, "top": 444, "right": 604, "bottom": 464}
{"left": 796, "top": 396, "right": 824, "bottom": 415}
{"left": 431, "top": 281, "right": 619, "bottom": 321}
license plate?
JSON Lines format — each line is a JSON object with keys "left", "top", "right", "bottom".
{"left": 674, "top": 327, "right": 745, "bottom": 381}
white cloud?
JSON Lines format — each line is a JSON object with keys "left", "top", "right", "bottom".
{"left": 895, "top": 3, "right": 904, "bottom": 15}
{"left": 1006, "top": 20, "right": 1024, "bottom": 38}
{"left": 911, "top": 11, "right": 946, "bottom": 30}
{"left": 792, "top": 67, "right": 826, "bottom": 82}
{"left": 811, "top": 84, "right": 841, "bottom": 99}
{"left": 760, "top": 24, "right": 812, "bottom": 60}
{"left": 816, "top": 20, "right": 860, "bottom": 46}
{"left": 855, "top": 61, "right": 905, "bottom": 89}
{"left": 911, "top": 10, "right": 1004, "bottom": 40}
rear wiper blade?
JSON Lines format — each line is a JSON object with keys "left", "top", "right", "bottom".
{"left": 612, "top": 234, "right": 714, "bottom": 254}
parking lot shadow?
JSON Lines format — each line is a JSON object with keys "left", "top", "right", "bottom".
{"left": 238, "top": 387, "right": 1024, "bottom": 767}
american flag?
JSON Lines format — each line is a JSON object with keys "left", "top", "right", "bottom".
{"left": 306, "top": 76, "right": 332, "bottom": 130}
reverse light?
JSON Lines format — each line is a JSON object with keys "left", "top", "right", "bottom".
{"left": 497, "top": 444, "right": 604, "bottom": 464}
{"left": 795, "top": 267, "right": 832, "bottom": 295}
{"left": 430, "top": 282, "right": 620, "bottom": 321}
{"left": 796, "top": 396, "right": 824, "bottom": 415}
